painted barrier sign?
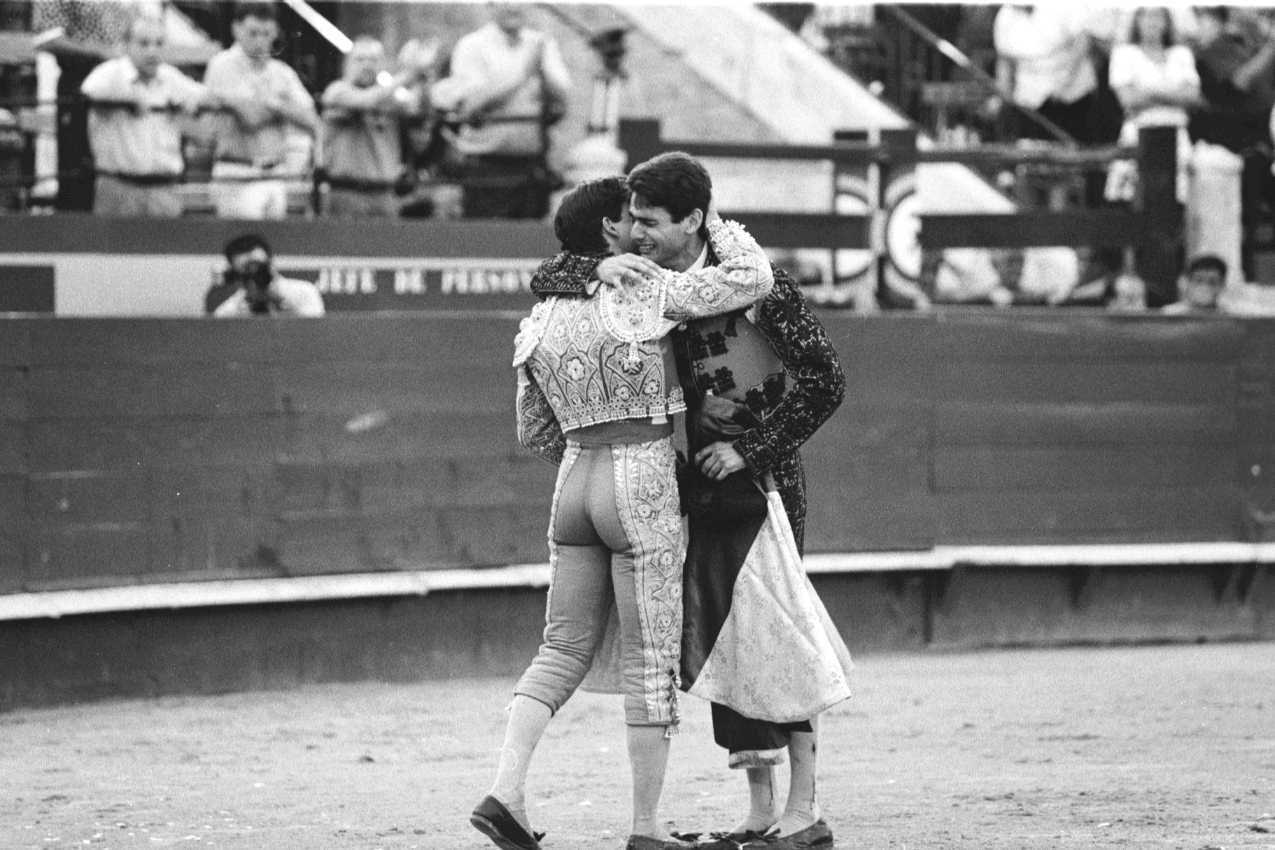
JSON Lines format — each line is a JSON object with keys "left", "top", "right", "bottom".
{"left": 0, "top": 216, "right": 559, "bottom": 316}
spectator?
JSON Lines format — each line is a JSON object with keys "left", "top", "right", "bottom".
{"left": 991, "top": 5, "right": 1112, "bottom": 143}
{"left": 209, "top": 233, "right": 324, "bottom": 317}
{"left": 1190, "top": 6, "right": 1275, "bottom": 280}
{"left": 431, "top": 3, "right": 571, "bottom": 219}
{"left": 1163, "top": 253, "right": 1226, "bottom": 313}
{"left": 1107, "top": 269, "right": 1149, "bottom": 311}
{"left": 1105, "top": 7, "right": 1200, "bottom": 204}
{"left": 203, "top": 2, "right": 317, "bottom": 219}
{"left": 80, "top": 14, "right": 210, "bottom": 217}
{"left": 320, "top": 36, "right": 426, "bottom": 217}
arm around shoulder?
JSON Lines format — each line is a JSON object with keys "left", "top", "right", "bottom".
{"left": 660, "top": 217, "right": 775, "bottom": 320}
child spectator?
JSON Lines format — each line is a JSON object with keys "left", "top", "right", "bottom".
{"left": 1163, "top": 253, "right": 1226, "bottom": 313}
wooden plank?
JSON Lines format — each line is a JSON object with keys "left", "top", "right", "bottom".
{"left": 26, "top": 365, "right": 280, "bottom": 419}
{"left": 0, "top": 320, "right": 29, "bottom": 366}
{"left": 277, "top": 410, "right": 515, "bottom": 465}
{"left": 26, "top": 524, "right": 153, "bottom": 585}
{"left": 920, "top": 210, "right": 1143, "bottom": 249}
{"left": 0, "top": 367, "right": 26, "bottom": 422}
{"left": 442, "top": 455, "right": 557, "bottom": 509}
{"left": 933, "top": 445, "right": 1236, "bottom": 493}
{"left": 806, "top": 488, "right": 936, "bottom": 552}
{"left": 25, "top": 471, "right": 153, "bottom": 526}
{"left": 0, "top": 475, "right": 27, "bottom": 592}
{"left": 26, "top": 416, "right": 284, "bottom": 471}
{"left": 268, "top": 314, "right": 522, "bottom": 365}
{"left": 928, "top": 313, "right": 1247, "bottom": 361}
{"left": 147, "top": 466, "right": 278, "bottom": 522}
{"left": 932, "top": 361, "right": 1234, "bottom": 405}
{"left": 148, "top": 515, "right": 281, "bottom": 579}
{"left": 275, "top": 362, "right": 508, "bottom": 417}
{"left": 25, "top": 319, "right": 276, "bottom": 366}
{"left": 0, "top": 214, "right": 559, "bottom": 258}
{"left": 936, "top": 401, "right": 1235, "bottom": 446}
{"left": 0, "top": 422, "right": 24, "bottom": 474}
{"left": 814, "top": 404, "right": 930, "bottom": 449}
{"left": 935, "top": 486, "right": 1239, "bottom": 544}
{"left": 277, "top": 509, "right": 450, "bottom": 573}
{"left": 272, "top": 456, "right": 550, "bottom": 514}
{"left": 728, "top": 213, "right": 869, "bottom": 250}
{"left": 438, "top": 504, "right": 553, "bottom": 566}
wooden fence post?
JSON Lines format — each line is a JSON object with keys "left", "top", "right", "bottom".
{"left": 1135, "top": 125, "right": 1181, "bottom": 307}
{"left": 875, "top": 128, "right": 919, "bottom": 297}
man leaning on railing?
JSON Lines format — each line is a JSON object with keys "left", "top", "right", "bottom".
{"left": 202, "top": 1, "right": 317, "bottom": 220}
{"left": 80, "top": 13, "right": 213, "bottom": 217}
{"left": 319, "top": 35, "right": 430, "bottom": 218}
{"left": 430, "top": 3, "right": 570, "bottom": 220}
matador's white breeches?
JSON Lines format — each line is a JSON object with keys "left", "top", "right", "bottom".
{"left": 514, "top": 437, "right": 684, "bottom": 726}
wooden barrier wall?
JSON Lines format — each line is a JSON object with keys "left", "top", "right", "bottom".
{"left": 2, "top": 311, "right": 1274, "bottom": 596}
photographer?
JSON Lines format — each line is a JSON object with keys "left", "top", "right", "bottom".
{"left": 207, "top": 233, "right": 325, "bottom": 317}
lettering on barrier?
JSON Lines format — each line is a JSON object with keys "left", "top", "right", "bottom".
{"left": 282, "top": 262, "right": 540, "bottom": 310}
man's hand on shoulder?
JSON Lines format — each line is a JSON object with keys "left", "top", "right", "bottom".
{"left": 596, "top": 254, "right": 664, "bottom": 290}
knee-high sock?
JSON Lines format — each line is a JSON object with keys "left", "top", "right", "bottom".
{"left": 627, "top": 724, "right": 673, "bottom": 838}
{"left": 776, "top": 715, "right": 821, "bottom": 834}
{"left": 489, "top": 695, "right": 553, "bottom": 831}
{"left": 731, "top": 766, "right": 778, "bottom": 834}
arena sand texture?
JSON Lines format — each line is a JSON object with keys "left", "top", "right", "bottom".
{"left": 2, "top": 643, "right": 1274, "bottom": 850}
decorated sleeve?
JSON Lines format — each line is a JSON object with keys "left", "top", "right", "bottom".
{"left": 529, "top": 252, "right": 605, "bottom": 300}
{"left": 733, "top": 271, "right": 846, "bottom": 473}
{"left": 660, "top": 218, "right": 775, "bottom": 321}
{"left": 515, "top": 367, "right": 565, "bottom": 466}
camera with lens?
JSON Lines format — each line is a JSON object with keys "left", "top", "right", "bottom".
{"left": 224, "top": 260, "right": 275, "bottom": 314}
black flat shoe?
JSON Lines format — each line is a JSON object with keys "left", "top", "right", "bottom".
{"left": 757, "top": 819, "right": 833, "bottom": 848}
{"left": 469, "top": 794, "right": 545, "bottom": 850}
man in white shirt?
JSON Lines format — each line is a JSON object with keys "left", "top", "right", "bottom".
{"left": 80, "top": 14, "right": 210, "bottom": 216}
{"left": 433, "top": 3, "right": 571, "bottom": 218}
{"left": 211, "top": 233, "right": 324, "bottom": 317}
{"left": 320, "top": 36, "right": 425, "bottom": 217}
{"left": 992, "top": 4, "right": 1115, "bottom": 143}
{"left": 203, "top": 2, "right": 317, "bottom": 219}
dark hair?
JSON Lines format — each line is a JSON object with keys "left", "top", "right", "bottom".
{"left": 625, "top": 151, "right": 711, "bottom": 223}
{"left": 223, "top": 233, "right": 273, "bottom": 264}
{"left": 1186, "top": 253, "right": 1227, "bottom": 279}
{"left": 553, "top": 177, "right": 629, "bottom": 253}
{"left": 1129, "top": 6, "right": 1175, "bottom": 47}
{"left": 233, "top": 2, "right": 277, "bottom": 23}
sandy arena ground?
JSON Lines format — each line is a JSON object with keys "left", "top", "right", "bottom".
{"left": 2, "top": 642, "right": 1274, "bottom": 850}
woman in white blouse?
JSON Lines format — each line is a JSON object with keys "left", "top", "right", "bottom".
{"left": 1106, "top": 6, "right": 1201, "bottom": 202}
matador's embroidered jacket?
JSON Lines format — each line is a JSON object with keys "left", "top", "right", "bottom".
{"left": 530, "top": 252, "right": 845, "bottom": 550}
{"left": 514, "top": 219, "right": 776, "bottom": 465}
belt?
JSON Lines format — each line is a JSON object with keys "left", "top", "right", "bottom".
{"left": 99, "top": 171, "right": 181, "bottom": 186}
{"left": 215, "top": 156, "right": 282, "bottom": 169}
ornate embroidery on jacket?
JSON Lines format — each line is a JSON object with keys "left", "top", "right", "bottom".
{"left": 515, "top": 368, "right": 566, "bottom": 465}
{"left": 514, "top": 218, "right": 776, "bottom": 439}
{"left": 526, "top": 297, "right": 687, "bottom": 432}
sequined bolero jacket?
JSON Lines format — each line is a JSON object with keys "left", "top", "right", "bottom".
{"left": 513, "top": 218, "right": 774, "bottom": 464}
